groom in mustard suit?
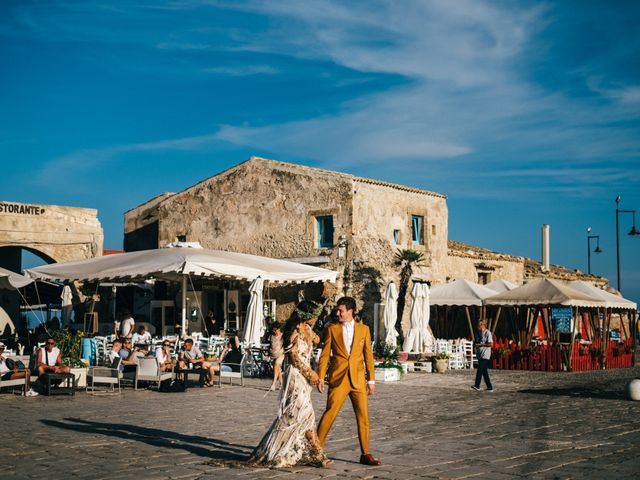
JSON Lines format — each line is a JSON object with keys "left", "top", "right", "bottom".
{"left": 316, "top": 296, "right": 381, "bottom": 466}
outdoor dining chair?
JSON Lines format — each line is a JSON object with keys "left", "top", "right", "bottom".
{"left": 135, "top": 357, "right": 172, "bottom": 390}
{"left": 87, "top": 356, "right": 121, "bottom": 395}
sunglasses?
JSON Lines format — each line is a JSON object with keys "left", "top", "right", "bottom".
{"left": 162, "top": 343, "right": 170, "bottom": 347}
{"left": 46, "top": 342, "right": 55, "bottom": 345}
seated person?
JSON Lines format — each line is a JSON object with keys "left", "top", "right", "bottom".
{"left": 219, "top": 335, "right": 244, "bottom": 373}
{"left": 131, "top": 325, "right": 152, "bottom": 347}
{"left": 36, "top": 337, "right": 71, "bottom": 378}
{"left": 179, "top": 338, "right": 217, "bottom": 387}
{"left": 109, "top": 340, "right": 123, "bottom": 368}
{"left": 118, "top": 339, "right": 140, "bottom": 376}
{"left": 155, "top": 340, "right": 175, "bottom": 372}
{"left": 0, "top": 342, "right": 38, "bottom": 396}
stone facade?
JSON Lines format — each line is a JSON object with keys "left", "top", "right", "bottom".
{"left": 124, "top": 157, "right": 609, "bottom": 332}
{"left": 0, "top": 201, "right": 103, "bottom": 264}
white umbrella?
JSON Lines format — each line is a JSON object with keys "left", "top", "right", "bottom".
{"left": 420, "top": 283, "right": 435, "bottom": 352}
{"left": 26, "top": 248, "right": 337, "bottom": 337}
{"left": 403, "top": 282, "right": 427, "bottom": 353}
{"left": 383, "top": 282, "right": 399, "bottom": 346}
{"left": 243, "top": 277, "right": 265, "bottom": 347}
{"left": 0, "top": 266, "right": 33, "bottom": 290}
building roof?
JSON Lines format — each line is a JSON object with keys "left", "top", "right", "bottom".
{"left": 126, "top": 156, "right": 446, "bottom": 213}
{"left": 246, "top": 157, "right": 447, "bottom": 198}
{"left": 448, "top": 240, "right": 607, "bottom": 284}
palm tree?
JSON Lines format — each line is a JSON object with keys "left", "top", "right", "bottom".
{"left": 394, "top": 248, "right": 425, "bottom": 345}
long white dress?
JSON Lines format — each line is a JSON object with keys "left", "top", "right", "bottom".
{"left": 249, "top": 324, "right": 328, "bottom": 467}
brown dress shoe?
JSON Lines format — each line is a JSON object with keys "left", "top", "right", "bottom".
{"left": 360, "top": 453, "right": 381, "bottom": 466}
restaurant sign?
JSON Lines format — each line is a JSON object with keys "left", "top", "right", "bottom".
{"left": 552, "top": 307, "right": 573, "bottom": 333}
{"left": 0, "top": 202, "right": 45, "bottom": 215}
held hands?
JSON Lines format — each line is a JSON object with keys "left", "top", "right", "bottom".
{"left": 316, "top": 381, "right": 324, "bottom": 393}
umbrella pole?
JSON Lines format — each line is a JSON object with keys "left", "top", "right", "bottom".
{"left": 492, "top": 307, "right": 502, "bottom": 335}
{"left": 465, "top": 306, "right": 474, "bottom": 342}
{"left": 181, "top": 275, "right": 187, "bottom": 338}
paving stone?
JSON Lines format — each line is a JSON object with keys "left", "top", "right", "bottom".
{"left": 3, "top": 367, "right": 640, "bottom": 478}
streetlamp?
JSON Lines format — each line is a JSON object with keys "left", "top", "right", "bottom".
{"left": 586, "top": 227, "right": 602, "bottom": 275}
{"left": 615, "top": 196, "right": 640, "bottom": 292}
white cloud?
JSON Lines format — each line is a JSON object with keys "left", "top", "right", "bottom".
{"left": 202, "top": 64, "right": 278, "bottom": 76}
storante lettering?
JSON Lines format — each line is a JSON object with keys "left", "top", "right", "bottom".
{"left": 0, "top": 203, "right": 44, "bottom": 215}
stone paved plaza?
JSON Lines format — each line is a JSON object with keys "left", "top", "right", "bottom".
{"left": 2, "top": 367, "right": 639, "bottom": 479}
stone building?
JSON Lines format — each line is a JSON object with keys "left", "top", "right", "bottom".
{"left": 124, "top": 157, "right": 607, "bottom": 332}
{"left": 0, "top": 201, "right": 104, "bottom": 331}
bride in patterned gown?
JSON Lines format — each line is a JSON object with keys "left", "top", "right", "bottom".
{"left": 249, "top": 301, "right": 332, "bottom": 468}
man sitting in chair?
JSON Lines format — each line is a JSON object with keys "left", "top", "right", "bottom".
{"left": 131, "top": 325, "right": 152, "bottom": 347}
{"left": 1, "top": 342, "right": 38, "bottom": 396}
{"left": 37, "top": 337, "right": 71, "bottom": 378}
{"left": 179, "top": 338, "right": 217, "bottom": 387}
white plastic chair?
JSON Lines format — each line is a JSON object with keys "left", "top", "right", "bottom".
{"left": 449, "top": 341, "right": 466, "bottom": 370}
{"left": 135, "top": 357, "right": 172, "bottom": 390}
{"left": 461, "top": 339, "right": 476, "bottom": 369}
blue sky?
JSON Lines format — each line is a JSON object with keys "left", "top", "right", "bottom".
{"left": 1, "top": 1, "right": 639, "bottom": 302}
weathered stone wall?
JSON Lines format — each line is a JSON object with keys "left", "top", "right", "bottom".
{"left": 153, "top": 160, "right": 354, "bottom": 261}
{"left": 0, "top": 201, "right": 103, "bottom": 263}
{"left": 349, "top": 181, "right": 448, "bottom": 329}
{"left": 443, "top": 253, "right": 525, "bottom": 285}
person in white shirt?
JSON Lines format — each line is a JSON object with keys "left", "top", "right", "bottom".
{"left": 120, "top": 311, "right": 135, "bottom": 339}
{"left": 179, "top": 338, "right": 218, "bottom": 387}
{"left": 36, "top": 337, "right": 71, "bottom": 378}
{"left": 132, "top": 325, "right": 152, "bottom": 346}
{"left": 155, "top": 340, "right": 174, "bottom": 372}
{"left": 108, "top": 340, "right": 122, "bottom": 367}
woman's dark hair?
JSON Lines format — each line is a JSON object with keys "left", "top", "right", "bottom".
{"left": 283, "top": 300, "right": 322, "bottom": 349}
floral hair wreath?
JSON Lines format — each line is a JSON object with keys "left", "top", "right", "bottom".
{"left": 294, "top": 302, "right": 324, "bottom": 321}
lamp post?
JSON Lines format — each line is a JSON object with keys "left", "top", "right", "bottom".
{"left": 586, "top": 227, "right": 602, "bottom": 275}
{"left": 615, "top": 196, "right": 640, "bottom": 292}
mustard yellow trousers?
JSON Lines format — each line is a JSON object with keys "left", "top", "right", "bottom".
{"left": 317, "top": 375, "right": 370, "bottom": 454}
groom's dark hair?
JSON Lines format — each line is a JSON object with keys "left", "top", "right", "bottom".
{"left": 336, "top": 296, "right": 356, "bottom": 312}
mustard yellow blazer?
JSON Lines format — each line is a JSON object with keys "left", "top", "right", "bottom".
{"left": 318, "top": 322, "right": 375, "bottom": 390}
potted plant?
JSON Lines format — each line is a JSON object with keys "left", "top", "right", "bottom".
{"left": 51, "top": 329, "right": 87, "bottom": 388}
{"left": 433, "top": 352, "right": 450, "bottom": 373}
{"left": 373, "top": 341, "right": 403, "bottom": 382}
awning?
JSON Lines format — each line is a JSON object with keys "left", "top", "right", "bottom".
{"left": 25, "top": 248, "right": 338, "bottom": 284}
{"left": 0, "top": 266, "right": 34, "bottom": 290}
{"left": 484, "top": 278, "right": 605, "bottom": 308}
{"left": 569, "top": 281, "right": 637, "bottom": 310}
{"left": 430, "top": 279, "right": 498, "bottom": 306}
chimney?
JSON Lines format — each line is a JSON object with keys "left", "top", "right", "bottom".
{"left": 541, "top": 224, "right": 550, "bottom": 272}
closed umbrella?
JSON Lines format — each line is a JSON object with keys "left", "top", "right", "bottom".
{"left": 383, "top": 282, "right": 399, "bottom": 346}
{"left": 403, "top": 282, "right": 426, "bottom": 352}
{"left": 420, "top": 283, "right": 435, "bottom": 352}
{"left": 243, "top": 276, "right": 265, "bottom": 347}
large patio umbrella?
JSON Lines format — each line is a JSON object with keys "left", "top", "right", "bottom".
{"left": 0, "top": 266, "right": 33, "bottom": 290}
{"left": 383, "top": 281, "right": 399, "bottom": 346}
{"left": 484, "top": 278, "right": 604, "bottom": 307}
{"left": 0, "top": 267, "right": 34, "bottom": 336}
{"left": 26, "top": 247, "right": 337, "bottom": 336}
{"left": 243, "top": 276, "right": 265, "bottom": 347}
{"left": 485, "top": 279, "right": 517, "bottom": 293}
{"left": 429, "top": 279, "right": 498, "bottom": 340}
{"left": 568, "top": 281, "right": 637, "bottom": 310}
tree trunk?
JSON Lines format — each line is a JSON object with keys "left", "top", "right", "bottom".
{"left": 395, "top": 266, "right": 411, "bottom": 346}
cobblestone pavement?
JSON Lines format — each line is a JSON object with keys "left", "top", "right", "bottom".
{"left": 2, "top": 367, "right": 640, "bottom": 479}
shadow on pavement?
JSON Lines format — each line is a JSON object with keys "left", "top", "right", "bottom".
{"left": 518, "top": 387, "right": 625, "bottom": 400}
{"left": 41, "top": 417, "right": 253, "bottom": 460}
